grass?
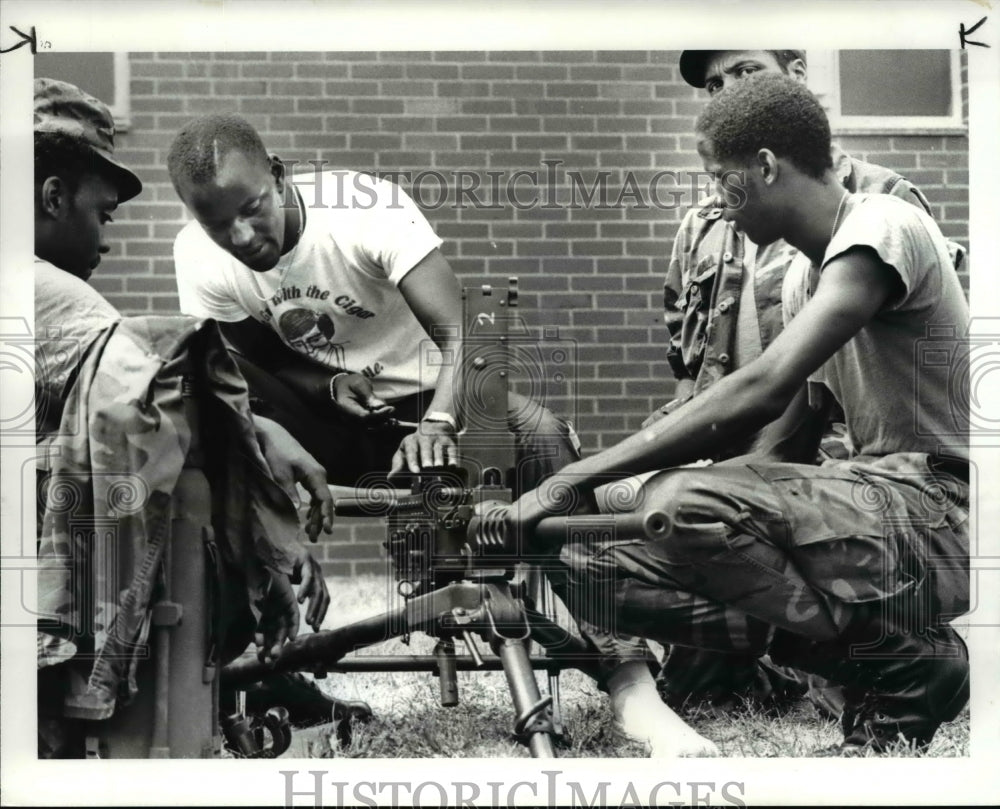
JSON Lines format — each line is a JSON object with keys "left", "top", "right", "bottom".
{"left": 298, "top": 574, "right": 969, "bottom": 759}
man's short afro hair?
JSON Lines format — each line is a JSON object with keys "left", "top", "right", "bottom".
{"left": 167, "top": 113, "right": 270, "bottom": 191}
{"left": 695, "top": 72, "right": 833, "bottom": 180}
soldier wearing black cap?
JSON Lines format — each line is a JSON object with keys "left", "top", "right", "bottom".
{"left": 647, "top": 52, "right": 964, "bottom": 719}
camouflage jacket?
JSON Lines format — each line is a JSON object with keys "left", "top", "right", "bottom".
{"left": 37, "top": 316, "right": 305, "bottom": 719}
{"left": 663, "top": 146, "right": 944, "bottom": 397}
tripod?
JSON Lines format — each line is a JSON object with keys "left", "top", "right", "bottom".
{"left": 222, "top": 279, "right": 667, "bottom": 756}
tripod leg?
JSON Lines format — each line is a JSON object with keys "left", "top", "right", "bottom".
{"left": 524, "top": 564, "right": 565, "bottom": 737}
{"left": 495, "top": 638, "right": 557, "bottom": 758}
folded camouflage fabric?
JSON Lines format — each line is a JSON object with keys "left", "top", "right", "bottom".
{"left": 37, "top": 316, "right": 304, "bottom": 719}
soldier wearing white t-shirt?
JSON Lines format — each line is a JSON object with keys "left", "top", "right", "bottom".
{"left": 169, "top": 114, "right": 579, "bottom": 489}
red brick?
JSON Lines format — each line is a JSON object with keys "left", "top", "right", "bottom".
{"left": 546, "top": 82, "right": 599, "bottom": 98}
{"left": 349, "top": 133, "right": 403, "bottom": 151}
{"left": 594, "top": 116, "right": 648, "bottom": 134}
{"left": 568, "top": 100, "right": 620, "bottom": 116}
{"left": 380, "top": 80, "right": 436, "bottom": 96}
{"left": 541, "top": 51, "right": 596, "bottom": 63}
{"left": 622, "top": 65, "right": 672, "bottom": 81}
{"left": 125, "top": 276, "right": 178, "bottom": 293}
{"left": 405, "top": 134, "right": 459, "bottom": 150}
{"left": 542, "top": 117, "right": 596, "bottom": 133}
{"left": 241, "top": 63, "right": 294, "bottom": 78}
{"left": 352, "top": 63, "right": 405, "bottom": 79}
{"left": 132, "top": 61, "right": 184, "bottom": 77}
{"left": 571, "top": 276, "right": 624, "bottom": 292}
{"left": 622, "top": 100, "right": 677, "bottom": 116}
{"left": 437, "top": 116, "right": 489, "bottom": 133}
{"left": 459, "top": 134, "right": 512, "bottom": 150}
{"left": 434, "top": 51, "right": 487, "bottom": 62}
{"left": 462, "top": 99, "right": 515, "bottom": 115}
{"left": 905, "top": 169, "right": 947, "bottom": 185}
{"left": 314, "top": 51, "right": 378, "bottom": 62}
{"left": 571, "top": 240, "right": 624, "bottom": 257}
{"left": 270, "top": 115, "right": 324, "bottom": 130}
{"left": 213, "top": 79, "right": 269, "bottom": 95}
{"left": 408, "top": 64, "right": 460, "bottom": 79}
{"left": 89, "top": 276, "right": 123, "bottom": 295}
{"left": 380, "top": 116, "right": 435, "bottom": 133}
{"left": 125, "top": 241, "right": 174, "bottom": 258}
{"left": 105, "top": 295, "right": 151, "bottom": 313}
{"left": 516, "top": 135, "right": 568, "bottom": 150}
{"left": 207, "top": 63, "right": 241, "bottom": 78}
{"left": 134, "top": 97, "right": 183, "bottom": 113}
{"left": 296, "top": 63, "right": 350, "bottom": 79}
{"left": 516, "top": 65, "right": 569, "bottom": 80}
{"left": 352, "top": 99, "right": 405, "bottom": 114}
{"left": 919, "top": 153, "right": 964, "bottom": 168}
{"left": 602, "top": 222, "right": 655, "bottom": 240}
{"left": 491, "top": 82, "right": 545, "bottom": 98}
{"left": 515, "top": 99, "right": 569, "bottom": 116}
{"left": 490, "top": 116, "right": 542, "bottom": 133}
{"left": 324, "top": 80, "right": 380, "bottom": 97}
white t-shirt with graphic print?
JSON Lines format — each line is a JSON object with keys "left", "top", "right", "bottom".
{"left": 175, "top": 170, "right": 444, "bottom": 401}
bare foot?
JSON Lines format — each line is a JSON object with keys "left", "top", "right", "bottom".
{"left": 608, "top": 662, "right": 720, "bottom": 757}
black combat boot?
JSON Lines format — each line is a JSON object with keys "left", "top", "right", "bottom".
{"left": 770, "top": 610, "right": 969, "bottom": 755}
{"left": 831, "top": 623, "right": 968, "bottom": 754}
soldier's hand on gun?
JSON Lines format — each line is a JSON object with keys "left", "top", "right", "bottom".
{"left": 254, "top": 415, "right": 334, "bottom": 543}
{"left": 387, "top": 418, "right": 459, "bottom": 479}
{"left": 254, "top": 570, "right": 301, "bottom": 664}
{"left": 329, "top": 372, "right": 395, "bottom": 424}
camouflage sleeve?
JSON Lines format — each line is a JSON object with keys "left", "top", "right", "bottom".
{"left": 664, "top": 215, "right": 694, "bottom": 381}
{"left": 892, "top": 179, "right": 967, "bottom": 272}
{"left": 888, "top": 178, "right": 933, "bottom": 215}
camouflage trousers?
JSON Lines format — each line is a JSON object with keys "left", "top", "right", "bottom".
{"left": 547, "top": 453, "right": 969, "bottom": 661}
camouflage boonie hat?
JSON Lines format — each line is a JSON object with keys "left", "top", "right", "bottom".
{"left": 34, "top": 77, "right": 142, "bottom": 202}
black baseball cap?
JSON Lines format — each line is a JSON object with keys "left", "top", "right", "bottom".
{"left": 34, "top": 77, "right": 143, "bottom": 202}
{"left": 679, "top": 50, "right": 806, "bottom": 89}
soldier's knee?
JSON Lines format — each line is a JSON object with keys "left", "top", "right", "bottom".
{"left": 644, "top": 467, "right": 725, "bottom": 523}
{"left": 642, "top": 468, "right": 737, "bottom": 561}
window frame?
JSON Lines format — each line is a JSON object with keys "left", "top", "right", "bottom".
{"left": 806, "top": 49, "right": 965, "bottom": 136}
{"left": 108, "top": 51, "right": 132, "bottom": 132}
{"left": 35, "top": 51, "right": 131, "bottom": 131}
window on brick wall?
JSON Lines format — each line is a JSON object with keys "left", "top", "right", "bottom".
{"left": 34, "top": 52, "right": 131, "bottom": 131}
{"left": 807, "top": 50, "right": 964, "bottom": 135}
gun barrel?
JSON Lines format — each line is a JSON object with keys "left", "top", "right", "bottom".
{"left": 330, "top": 486, "right": 411, "bottom": 517}
{"left": 533, "top": 509, "right": 671, "bottom": 543}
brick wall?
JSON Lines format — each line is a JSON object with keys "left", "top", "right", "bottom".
{"left": 96, "top": 51, "right": 969, "bottom": 575}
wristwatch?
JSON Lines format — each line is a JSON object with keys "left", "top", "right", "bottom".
{"left": 422, "top": 411, "right": 457, "bottom": 429}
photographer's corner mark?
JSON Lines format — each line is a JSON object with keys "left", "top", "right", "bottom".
{"left": 959, "top": 15, "right": 990, "bottom": 48}
{"left": 0, "top": 25, "right": 49, "bottom": 55}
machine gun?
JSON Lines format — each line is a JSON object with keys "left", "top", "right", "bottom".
{"left": 221, "top": 279, "right": 671, "bottom": 757}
